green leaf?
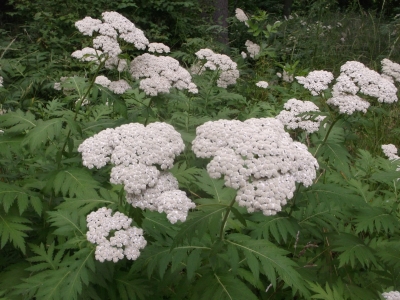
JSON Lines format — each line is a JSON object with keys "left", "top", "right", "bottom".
{"left": 51, "top": 167, "right": 100, "bottom": 198}
{"left": 23, "top": 118, "right": 63, "bottom": 151}
{"left": 194, "top": 169, "right": 236, "bottom": 204}
{"left": 193, "top": 273, "right": 258, "bottom": 300}
{"left": 0, "top": 211, "right": 31, "bottom": 253}
{"left": 47, "top": 210, "right": 86, "bottom": 237}
{"left": 0, "top": 135, "right": 24, "bottom": 159}
{"left": 226, "top": 233, "right": 309, "bottom": 297}
{"left": 0, "top": 109, "right": 36, "bottom": 133}
{"left": 331, "top": 233, "right": 379, "bottom": 268}
{"left": 0, "top": 182, "right": 42, "bottom": 215}
{"left": 169, "top": 161, "right": 203, "bottom": 189}
{"left": 354, "top": 207, "right": 398, "bottom": 234}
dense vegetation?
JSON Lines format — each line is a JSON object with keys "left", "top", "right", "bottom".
{"left": 1, "top": 0, "right": 400, "bottom": 299}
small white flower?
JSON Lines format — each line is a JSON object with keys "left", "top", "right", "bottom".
{"left": 0, "top": 76, "right": 3, "bottom": 87}
{"left": 245, "top": 40, "right": 260, "bottom": 58}
{"left": 276, "top": 98, "right": 325, "bottom": 133}
{"left": 148, "top": 42, "right": 170, "bottom": 53}
{"left": 241, "top": 51, "right": 247, "bottom": 59}
{"left": 256, "top": 81, "right": 269, "bottom": 88}
{"left": 86, "top": 207, "right": 146, "bottom": 263}
{"left": 382, "top": 144, "right": 400, "bottom": 161}
{"left": 108, "top": 79, "right": 131, "bottom": 94}
{"left": 382, "top": 291, "right": 400, "bottom": 300}
{"left": 95, "top": 75, "right": 111, "bottom": 88}
{"left": 296, "top": 70, "right": 334, "bottom": 96}
{"left": 235, "top": 8, "right": 249, "bottom": 25}
{"left": 130, "top": 53, "right": 197, "bottom": 95}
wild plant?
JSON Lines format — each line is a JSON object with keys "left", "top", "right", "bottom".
{"left": 0, "top": 9, "right": 399, "bottom": 300}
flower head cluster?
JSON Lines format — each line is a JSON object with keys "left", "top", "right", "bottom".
{"left": 277, "top": 70, "right": 294, "bottom": 83}
{"left": 327, "top": 61, "right": 397, "bottom": 115}
{"left": 195, "top": 48, "right": 239, "bottom": 88}
{"left": 72, "top": 48, "right": 104, "bottom": 62}
{"left": 245, "top": 40, "right": 260, "bottom": 59}
{"left": 148, "top": 42, "right": 170, "bottom": 53}
{"left": 339, "top": 61, "right": 397, "bottom": 103}
{"left": 382, "top": 144, "right": 400, "bottom": 161}
{"left": 381, "top": 58, "right": 400, "bottom": 83}
{"left": 78, "top": 122, "right": 195, "bottom": 223}
{"left": 130, "top": 53, "right": 198, "bottom": 95}
{"left": 382, "top": 291, "right": 400, "bottom": 300}
{"left": 0, "top": 76, "right": 3, "bottom": 87}
{"left": 235, "top": 8, "right": 249, "bottom": 25}
{"left": 86, "top": 207, "right": 146, "bottom": 262}
{"left": 75, "top": 12, "right": 149, "bottom": 51}
{"left": 192, "top": 118, "right": 318, "bottom": 216}
{"left": 276, "top": 98, "right": 325, "bottom": 133}
{"left": 296, "top": 70, "right": 334, "bottom": 96}
{"left": 256, "top": 81, "right": 269, "bottom": 88}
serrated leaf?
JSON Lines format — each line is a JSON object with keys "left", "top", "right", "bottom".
{"left": 193, "top": 273, "right": 258, "bottom": 300}
{"left": 355, "top": 207, "right": 398, "bottom": 234}
{"left": 23, "top": 118, "right": 63, "bottom": 151}
{"left": 0, "top": 135, "right": 24, "bottom": 159}
{"left": 0, "top": 109, "right": 36, "bottom": 133}
{"left": 170, "top": 161, "right": 203, "bottom": 189}
{"left": 194, "top": 169, "right": 236, "bottom": 204}
{"left": 187, "top": 248, "right": 202, "bottom": 280}
{"left": 0, "top": 182, "right": 41, "bottom": 215}
{"left": 47, "top": 210, "right": 86, "bottom": 237}
{"left": 51, "top": 167, "right": 100, "bottom": 198}
{"left": 226, "top": 233, "right": 309, "bottom": 297}
{"left": 331, "top": 233, "right": 378, "bottom": 268}
{"left": 0, "top": 212, "right": 31, "bottom": 253}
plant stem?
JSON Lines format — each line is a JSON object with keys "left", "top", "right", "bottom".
{"left": 313, "top": 117, "right": 339, "bottom": 158}
{"left": 219, "top": 197, "right": 237, "bottom": 240}
{"left": 144, "top": 98, "right": 153, "bottom": 126}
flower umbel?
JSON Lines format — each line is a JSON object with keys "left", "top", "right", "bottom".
{"left": 192, "top": 118, "right": 318, "bottom": 216}
{"left": 86, "top": 207, "right": 147, "bottom": 262}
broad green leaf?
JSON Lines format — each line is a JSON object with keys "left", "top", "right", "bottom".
{"left": 23, "top": 118, "right": 63, "bottom": 151}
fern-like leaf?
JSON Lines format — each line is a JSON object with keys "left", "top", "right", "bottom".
{"left": 192, "top": 272, "right": 258, "bottom": 300}
{"left": 0, "top": 182, "right": 42, "bottom": 215}
{"left": 51, "top": 167, "right": 100, "bottom": 198}
{"left": 23, "top": 118, "right": 63, "bottom": 151}
{"left": 0, "top": 211, "right": 31, "bottom": 254}
{"left": 226, "top": 233, "right": 309, "bottom": 297}
{"left": 0, "top": 109, "right": 36, "bottom": 133}
{"left": 354, "top": 207, "right": 398, "bottom": 234}
{"left": 331, "top": 233, "right": 379, "bottom": 268}
{"left": 47, "top": 210, "right": 86, "bottom": 238}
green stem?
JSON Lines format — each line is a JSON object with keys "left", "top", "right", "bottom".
{"left": 313, "top": 117, "right": 339, "bottom": 158}
{"left": 144, "top": 98, "right": 153, "bottom": 126}
{"left": 219, "top": 197, "right": 237, "bottom": 241}
{"left": 57, "top": 60, "right": 104, "bottom": 168}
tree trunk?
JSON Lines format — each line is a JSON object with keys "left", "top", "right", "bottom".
{"left": 283, "top": 0, "right": 294, "bottom": 18}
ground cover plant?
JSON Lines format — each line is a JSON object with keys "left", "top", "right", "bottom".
{"left": 0, "top": 2, "right": 400, "bottom": 300}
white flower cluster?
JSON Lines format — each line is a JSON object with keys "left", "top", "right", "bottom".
{"left": 296, "top": 70, "right": 334, "bottom": 96}
{"left": 78, "top": 122, "right": 195, "bottom": 223}
{"left": 95, "top": 75, "right": 112, "bottom": 87}
{"left": 195, "top": 48, "right": 239, "bottom": 88}
{"left": 104, "top": 56, "right": 128, "bottom": 72}
{"left": 108, "top": 79, "right": 131, "bottom": 94}
{"left": 326, "top": 61, "right": 397, "bottom": 115}
{"left": 256, "top": 81, "right": 269, "bottom": 88}
{"left": 130, "top": 53, "right": 198, "bottom": 96}
{"left": 0, "top": 76, "right": 3, "bottom": 87}
{"left": 382, "top": 144, "right": 400, "bottom": 161}
{"left": 382, "top": 291, "right": 400, "bottom": 300}
{"left": 75, "top": 12, "right": 149, "bottom": 51}
{"left": 71, "top": 47, "right": 104, "bottom": 63}
{"left": 86, "top": 207, "right": 146, "bottom": 262}
{"left": 148, "top": 42, "right": 170, "bottom": 53}
{"left": 339, "top": 61, "right": 397, "bottom": 103}
{"left": 276, "top": 98, "right": 325, "bottom": 133}
{"left": 277, "top": 70, "right": 294, "bottom": 83}
{"left": 381, "top": 58, "right": 400, "bottom": 83}
{"left": 245, "top": 40, "right": 260, "bottom": 59}
{"left": 235, "top": 8, "right": 249, "bottom": 25}
{"left": 192, "top": 118, "right": 318, "bottom": 216}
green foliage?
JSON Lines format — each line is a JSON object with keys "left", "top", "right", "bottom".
{"left": 1, "top": 2, "right": 400, "bottom": 300}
